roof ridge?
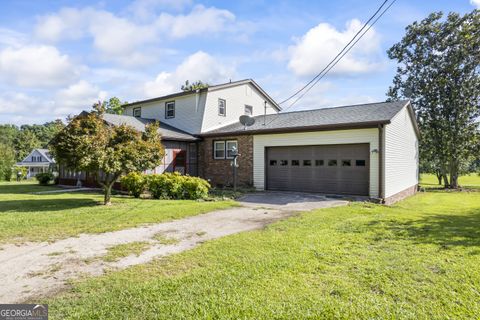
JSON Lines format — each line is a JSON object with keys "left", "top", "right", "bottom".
{"left": 253, "top": 100, "right": 409, "bottom": 118}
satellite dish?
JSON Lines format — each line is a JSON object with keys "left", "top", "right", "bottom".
{"left": 239, "top": 115, "right": 255, "bottom": 130}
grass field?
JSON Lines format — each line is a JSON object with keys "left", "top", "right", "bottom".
{"left": 47, "top": 188, "right": 480, "bottom": 319}
{"left": 420, "top": 173, "right": 480, "bottom": 189}
{"left": 0, "top": 181, "right": 235, "bottom": 244}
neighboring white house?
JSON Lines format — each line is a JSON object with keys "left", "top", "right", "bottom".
{"left": 16, "top": 148, "right": 56, "bottom": 178}
{"left": 59, "top": 79, "right": 419, "bottom": 204}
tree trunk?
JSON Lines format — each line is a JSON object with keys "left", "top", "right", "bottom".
{"left": 435, "top": 171, "right": 442, "bottom": 185}
{"left": 101, "top": 172, "right": 121, "bottom": 205}
{"left": 450, "top": 167, "right": 459, "bottom": 189}
{"left": 104, "top": 182, "right": 113, "bottom": 205}
{"left": 442, "top": 174, "right": 450, "bottom": 189}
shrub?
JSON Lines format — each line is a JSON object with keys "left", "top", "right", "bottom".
{"left": 36, "top": 172, "right": 54, "bottom": 185}
{"left": 13, "top": 166, "right": 27, "bottom": 180}
{"left": 183, "top": 176, "right": 211, "bottom": 200}
{"left": 2, "top": 166, "right": 13, "bottom": 181}
{"left": 147, "top": 172, "right": 211, "bottom": 200}
{"left": 121, "top": 172, "right": 147, "bottom": 198}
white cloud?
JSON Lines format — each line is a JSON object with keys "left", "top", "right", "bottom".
{"left": 35, "top": 7, "right": 156, "bottom": 65}
{"left": 144, "top": 51, "right": 235, "bottom": 97}
{"left": 0, "top": 28, "right": 28, "bottom": 48}
{"left": 471, "top": 0, "right": 480, "bottom": 8}
{"left": 128, "top": 0, "right": 193, "bottom": 20}
{"left": 54, "top": 80, "right": 107, "bottom": 115}
{"left": 34, "top": 5, "right": 236, "bottom": 65}
{"left": 288, "top": 19, "right": 383, "bottom": 77}
{"left": 0, "top": 45, "right": 79, "bottom": 87}
{"left": 155, "top": 5, "right": 235, "bottom": 38}
{"left": 0, "top": 80, "right": 106, "bottom": 124}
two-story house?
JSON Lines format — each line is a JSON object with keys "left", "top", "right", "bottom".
{"left": 16, "top": 148, "right": 56, "bottom": 178}
{"left": 58, "top": 79, "right": 419, "bottom": 204}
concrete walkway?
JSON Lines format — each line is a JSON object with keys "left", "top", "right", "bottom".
{"left": 0, "top": 192, "right": 347, "bottom": 303}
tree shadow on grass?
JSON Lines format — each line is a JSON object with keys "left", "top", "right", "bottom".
{"left": 0, "top": 183, "right": 60, "bottom": 195}
{"left": 368, "top": 208, "right": 480, "bottom": 248}
{"left": 0, "top": 198, "right": 99, "bottom": 213}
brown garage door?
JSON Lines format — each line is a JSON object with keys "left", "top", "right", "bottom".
{"left": 266, "top": 144, "right": 370, "bottom": 195}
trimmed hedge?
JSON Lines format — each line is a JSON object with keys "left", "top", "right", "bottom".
{"left": 122, "top": 172, "right": 211, "bottom": 200}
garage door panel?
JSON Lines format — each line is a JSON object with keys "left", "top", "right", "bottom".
{"left": 266, "top": 144, "right": 369, "bottom": 195}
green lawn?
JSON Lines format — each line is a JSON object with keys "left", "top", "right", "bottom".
{"left": 47, "top": 189, "right": 480, "bottom": 319}
{"left": 0, "top": 181, "right": 235, "bottom": 244}
{"left": 420, "top": 173, "right": 480, "bottom": 189}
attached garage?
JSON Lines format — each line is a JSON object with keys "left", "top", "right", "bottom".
{"left": 202, "top": 100, "right": 420, "bottom": 204}
{"left": 266, "top": 144, "right": 369, "bottom": 195}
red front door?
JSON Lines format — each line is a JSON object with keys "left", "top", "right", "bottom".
{"left": 173, "top": 150, "right": 186, "bottom": 174}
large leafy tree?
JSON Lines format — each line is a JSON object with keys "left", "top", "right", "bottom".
{"left": 387, "top": 10, "right": 480, "bottom": 188}
{"left": 50, "top": 104, "right": 164, "bottom": 205}
{"left": 104, "top": 97, "right": 126, "bottom": 115}
{"left": 14, "top": 130, "right": 41, "bottom": 160}
{"left": 181, "top": 80, "right": 209, "bottom": 92}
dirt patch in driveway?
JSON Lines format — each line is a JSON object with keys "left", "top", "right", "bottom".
{"left": 0, "top": 193, "right": 347, "bottom": 303}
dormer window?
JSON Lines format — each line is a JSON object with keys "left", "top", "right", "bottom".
{"left": 244, "top": 105, "right": 253, "bottom": 116}
{"left": 165, "top": 101, "right": 175, "bottom": 119}
{"left": 133, "top": 107, "right": 141, "bottom": 117}
{"left": 218, "top": 99, "right": 226, "bottom": 116}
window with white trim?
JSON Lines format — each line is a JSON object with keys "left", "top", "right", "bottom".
{"left": 213, "top": 140, "right": 238, "bottom": 159}
{"left": 214, "top": 141, "right": 226, "bottom": 159}
{"left": 133, "top": 107, "right": 141, "bottom": 117}
{"left": 165, "top": 101, "right": 175, "bottom": 118}
{"left": 218, "top": 99, "right": 226, "bottom": 116}
{"left": 226, "top": 140, "right": 238, "bottom": 159}
{"left": 244, "top": 105, "right": 253, "bottom": 116}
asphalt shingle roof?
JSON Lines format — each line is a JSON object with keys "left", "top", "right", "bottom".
{"left": 102, "top": 113, "right": 198, "bottom": 141}
{"left": 203, "top": 100, "right": 411, "bottom": 136}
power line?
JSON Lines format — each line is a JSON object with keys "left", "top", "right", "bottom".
{"left": 278, "top": 0, "right": 390, "bottom": 106}
{"left": 278, "top": 0, "right": 397, "bottom": 115}
{"left": 268, "top": 0, "right": 397, "bottom": 124}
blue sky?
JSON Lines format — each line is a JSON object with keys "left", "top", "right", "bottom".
{"left": 0, "top": 0, "right": 478, "bottom": 125}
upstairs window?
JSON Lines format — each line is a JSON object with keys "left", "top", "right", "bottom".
{"left": 133, "top": 107, "right": 141, "bottom": 117}
{"left": 218, "top": 98, "right": 226, "bottom": 116}
{"left": 165, "top": 101, "right": 175, "bottom": 119}
{"left": 244, "top": 105, "right": 253, "bottom": 116}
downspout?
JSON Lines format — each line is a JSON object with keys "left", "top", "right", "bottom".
{"left": 378, "top": 124, "right": 385, "bottom": 203}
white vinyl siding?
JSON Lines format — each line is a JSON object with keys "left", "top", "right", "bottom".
{"left": 123, "top": 92, "right": 207, "bottom": 134}
{"left": 384, "top": 105, "right": 419, "bottom": 198}
{"left": 253, "top": 128, "right": 380, "bottom": 198}
{"left": 202, "top": 83, "right": 278, "bottom": 132}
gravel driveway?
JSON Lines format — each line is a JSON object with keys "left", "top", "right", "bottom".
{"left": 0, "top": 192, "right": 347, "bottom": 303}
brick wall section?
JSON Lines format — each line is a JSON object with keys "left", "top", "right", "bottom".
{"left": 198, "top": 135, "right": 254, "bottom": 187}
{"left": 383, "top": 184, "right": 418, "bottom": 205}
